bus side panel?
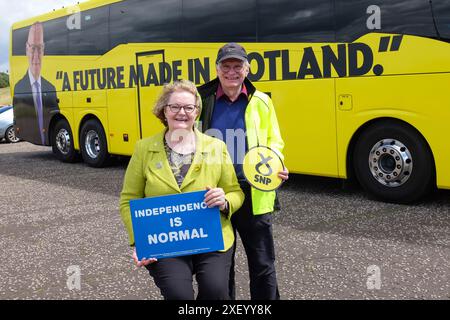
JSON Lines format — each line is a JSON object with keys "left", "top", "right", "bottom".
{"left": 257, "top": 79, "right": 338, "bottom": 177}
{"left": 56, "top": 90, "right": 74, "bottom": 146}
{"left": 107, "top": 88, "right": 140, "bottom": 156}
{"left": 336, "top": 73, "right": 450, "bottom": 189}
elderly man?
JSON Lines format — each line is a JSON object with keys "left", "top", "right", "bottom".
{"left": 13, "top": 21, "right": 59, "bottom": 146}
{"left": 198, "top": 43, "right": 289, "bottom": 300}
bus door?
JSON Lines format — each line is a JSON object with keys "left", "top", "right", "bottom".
{"left": 136, "top": 50, "right": 166, "bottom": 139}
{"left": 255, "top": 45, "right": 338, "bottom": 178}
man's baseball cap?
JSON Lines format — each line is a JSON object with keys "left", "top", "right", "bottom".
{"left": 216, "top": 42, "right": 248, "bottom": 64}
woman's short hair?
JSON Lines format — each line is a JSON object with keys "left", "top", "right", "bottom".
{"left": 153, "top": 80, "right": 201, "bottom": 127}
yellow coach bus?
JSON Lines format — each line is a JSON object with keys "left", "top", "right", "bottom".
{"left": 9, "top": 0, "right": 450, "bottom": 203}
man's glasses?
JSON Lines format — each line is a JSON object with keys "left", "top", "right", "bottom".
{"left": 27, "top": 42, "right": 45, "bottom": 54}
{"left": 166, "top": 104, "right": 198, "bottom": 113}
{"left": 219, "top": 63, "right": 245, "bottom": 73}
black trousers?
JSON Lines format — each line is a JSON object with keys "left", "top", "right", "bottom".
{"left": 229, "top": 184, "right": 280, "bottom": 300}
{"left": 146, "top": 248, "right": 233, "bottom": 300}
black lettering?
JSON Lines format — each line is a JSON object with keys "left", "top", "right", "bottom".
{"left": 322, "top": 44, "right": 346, "bottom": 78}
{"left": 281, "top": 50, "right": 296, "bottom": 80}
{"left": 73, "top": 71, "right": 80, "bottom": 91}
{"left": 264, "top": 50, "right": 281, "bottom": 81}
{"left": 194, "top": 58, "right": 210, "bottom": 84}
{"left": 187, "top": 59, "right": 194, "bottom": 82}
{"left": 145, "top": 63, "right": 159, "bottom": 86}
{"left": 247, "top": 52, "right": 264, "bottom": 82}
{"left": 159, "top": 62, "right": 172, "bottom": 84}
{"left": 254, "top": 175, "right": 272, "bottom": 185}
{"left": 62, "top": 72, "right": 71, "bottom": 91}
{"left": 97, "top": 68, "right": 107, "bottom": 89}
{"left": 80, "top": 70, "right": 89, "bottom": 91}
{"left": 129, "top": 65, "right": 145, "bottom": 88}
{"left": 348, "top": 43, "right": 373, "bottom": 77}
{"left": 88, "top": 69, "right": 96, "bottom": 90}
{"left": 117, "top": 66, "right": 125, "bottom": 88}
{"left": 107, "top": 67, "right": 117, "bottom": 89}
{"left": 298, "top": 47, "right": 322, "bottom": 79}
{"left": 172, "top": 60, "right": 182, "bottom": 82}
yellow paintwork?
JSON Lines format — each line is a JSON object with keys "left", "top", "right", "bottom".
{"left": 9, "top": 1, "right": 450, "bottom": 190}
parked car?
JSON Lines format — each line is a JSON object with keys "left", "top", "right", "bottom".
{"left": 0, "top": 105, "right": 20, "bottom": 143}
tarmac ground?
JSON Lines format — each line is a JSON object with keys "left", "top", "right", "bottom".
{"left": 0, "top": 141, "right": 449, "bottom": 300}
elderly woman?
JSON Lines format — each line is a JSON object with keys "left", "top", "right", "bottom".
{"left": 119, "top": 80, "right": 244, "bottom": 300}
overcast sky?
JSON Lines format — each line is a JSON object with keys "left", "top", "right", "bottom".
{"left": 0, "top": 0, "right": 85, "bottom": 73}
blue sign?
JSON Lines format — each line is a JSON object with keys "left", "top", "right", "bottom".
{"left": 129, "top": 190, "right": 224, "bottom": 260}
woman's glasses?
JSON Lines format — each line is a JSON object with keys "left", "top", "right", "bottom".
{"left": 166, "top": 104, "right": 198, "bottom": 113}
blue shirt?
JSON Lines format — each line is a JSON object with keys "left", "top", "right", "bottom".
{"left": 210, "top": 85, "right": 248, "bottom": 180}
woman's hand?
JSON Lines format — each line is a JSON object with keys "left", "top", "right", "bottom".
{"left": 204, "top": 186, "right": 227, "bottom": 211}
{"left": 132, "top": 247, "right": 157, "bottom": 267}
{"left": 278, "top": 167, "right": 289, "bottom": 181}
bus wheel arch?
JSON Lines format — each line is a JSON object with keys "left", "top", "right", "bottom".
{"left": 50, "top": 115, "right": 79, "bottom": 163}
{"left": 348, "top": 118, "right": 436, "bottom": 203}
{"left": 79, "top": 116, "right": 110, "bottom": 168}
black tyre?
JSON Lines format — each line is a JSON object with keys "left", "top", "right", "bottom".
{"left": 51, "top": 119, "right": 79, "bottom": 162}
{"left": 5, "top": 126, "right": 20, "bottom": 143}
{"left": 79, "top": 119, "right": 110, "bottom": 168}
{"left": 353, "top": 120, "right": 434, "bottom": 203}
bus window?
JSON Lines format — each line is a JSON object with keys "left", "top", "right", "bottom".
{"left": 12, "top": 27, "right": 28, "bottom": 56}
{"left": 336, "top": 0, "right": 438, "bottom": 42}
{"left": 432, "top": 0, "right": 450, "bottom": 41}
{"left": 182, "top": 0, "right": 257, "bottom": 42}
{"left": 13, "top": 17, "right": 69, "bottom": 56}
{"left": 44, "top": 17, "right": 69, "bottom": 55}
{"left": 110, "top": 0, "right": 182, "bottom": 48}
{"left": 257, "top": 0, "right": 335, "bottom": 42}
{"left": 68, "top": 6, "right": 109, "bottom": 55}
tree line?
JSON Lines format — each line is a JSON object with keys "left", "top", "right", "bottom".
{"left": 0, "top": 72, "right": 9, "bottom": 88}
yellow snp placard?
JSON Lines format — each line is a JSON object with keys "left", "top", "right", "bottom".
{"left": 243, "top": 146, "right": 285, "bottom": 192}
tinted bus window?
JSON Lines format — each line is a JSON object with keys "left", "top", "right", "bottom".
{"left": 68, "top": 6, "right": 109, "bottom": 55}
{"left": 257, "top": 0, "right": 335, "bottom": 42}
{"left": 432, "top": 0, "right": 450, "bottom": 41}
{"left": 336, "top": 0, "right": 438, "bottom": 42}
{"left": 110, "top": 0, "right": 182, "bottom": 47}
{"left": 44, "top": 17, "right": 69, "bottom": 55}
{"left": 182, "top": 0, "right": 257, "bottom": 42}
{"left": 12, "top": 17, "right": 69, "bottom": 56}
{"left": 12, "top": 27, "right": 28, "bottom": 55}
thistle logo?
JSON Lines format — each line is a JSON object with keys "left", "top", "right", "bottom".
{"left": 255, "top": 153, "right": 273, "bottom": 176}
{"left": 243, "top": 146, "right": 284, "bottom": 191}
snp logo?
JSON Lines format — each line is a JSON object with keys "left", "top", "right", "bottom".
{"left": 66, "top": 265, "right": 81, "bottom": 291}
{"left": 366, "top": 265, "right": 381, "bottom": 290}
{"left": 66, "top": 6, "right": 81, "bottom": 30}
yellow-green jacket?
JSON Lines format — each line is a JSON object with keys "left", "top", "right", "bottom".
{"left": 119, "top": 128, "right": 244, "bottom": 251}
{"left": 198, "top": 78, "right": 285, "bottom": 215}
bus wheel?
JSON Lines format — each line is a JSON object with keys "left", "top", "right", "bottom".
{"left": 353, "top": 121, "right": 434, "bottom": 203}
{"left": 52, "top": 119, "right": 79, "bottom": 162}
{"left": 80, "top": 119, "right": 110, "bottom": 168}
